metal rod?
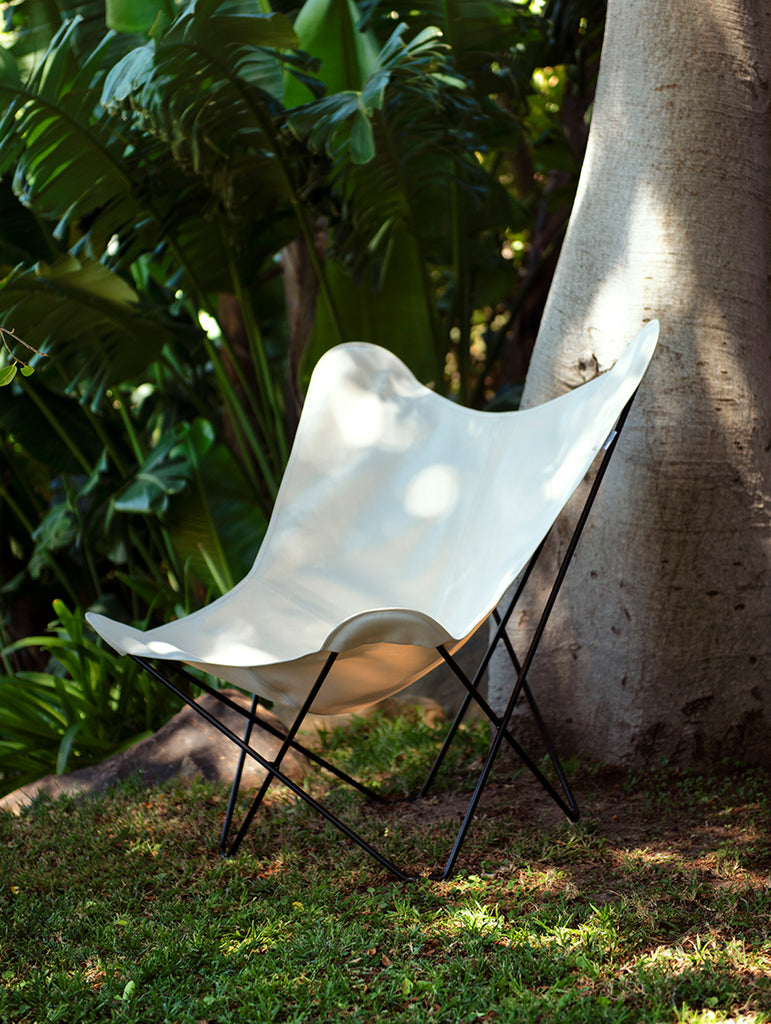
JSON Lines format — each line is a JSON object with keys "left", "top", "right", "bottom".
{"left": 493, "top": 613, "right": 578, "bottom": 818}
{"left": 437, "top": 647, "right": 577, "bottom": 817}
{"left": 220, "top": 693, "right": 259, "bottom": 851}
{"left": 168, "top": 663, "right": 386, "bottom": 802}
{"left": 131, "top": 656, "right": 415, "bottom": 880}
{"left": 418, "top": 540, "right": 546, "bottom": 798}
{"left": 226, "top": 652, "right": 339, "bottom": 856}
{"left": 438, "top": 391, "right": 639, "bottom": 879}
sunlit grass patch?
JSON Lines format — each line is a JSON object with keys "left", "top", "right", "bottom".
{"left": 315, "top": 711, "right": 492, "bottom": 796}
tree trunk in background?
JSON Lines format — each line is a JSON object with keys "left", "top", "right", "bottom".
{"left": 489, "top": 0, "right": 771, "bottom": 767}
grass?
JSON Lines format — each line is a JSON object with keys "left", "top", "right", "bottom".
{"left": 1, "top": 715, "right": 770, "bottom": 1024}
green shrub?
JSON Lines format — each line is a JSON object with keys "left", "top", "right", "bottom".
{"left": 0, "top": 600, "right": 181, "bottom": 795}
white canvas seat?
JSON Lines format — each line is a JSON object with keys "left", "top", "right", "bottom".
{"left": 86, "top": 320, "right": 659, "bottom": 879}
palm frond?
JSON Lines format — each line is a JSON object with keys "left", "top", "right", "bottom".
{"left": 0, "top": 20, "right": 143, "bottom": 244}
{"left": 0, "top": 179, "right": 57, "bottom": 269}
{"left": 102, "top": 6, "right": 304, "bottom": 217}
{"left": 0, "top": 15, "right": 260, "bottom": 298}
{"left": 361, "top": 1, "right": 538, "bottom": 54}
{"left": 283, "top": 0, "right": 380, "bottom": 108}
{"left": 288, "top": 23, "right": 449, "bottom": 164}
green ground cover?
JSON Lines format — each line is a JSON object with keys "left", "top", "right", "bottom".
{"left": 1, "top": 717, "right": 769, "bottom": 1023}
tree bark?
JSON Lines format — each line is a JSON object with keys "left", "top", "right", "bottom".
{"left": 489, "top": 0, "right": 771, "bottom": 767}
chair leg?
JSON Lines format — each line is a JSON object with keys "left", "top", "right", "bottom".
{"left": 423, "top": 415, "right": 634, "bottom": 874}
{"left": 131, "top": 655, "right": 416, "bottom": 880}
{"left": 131, "top": 560, "right": 581, "bottom": 880}
{"left": 219, "top": 693, "right": 259, "bottom": 853}
{"left": 492, "top": 611, "right": 578, "bottom": 819}
{"left": 222, "top": 656, "right": 339, "bottom": 857}
{"left": 419, "top": 542, "right": 546, "bottom": 799}
{"left": 132, "top": 647, "right": 569, "bottom": 881}
{"left": 435, "top": 661, "right": 565, "bottom": 880}
{"left": 437, "top": 648, "right": 578, "bottom": 811}
{"left": 436, "top": 398, "right": 636, "bottom": 835}
{"left": 166, "top": 663, "right": 388, "bottom": 803}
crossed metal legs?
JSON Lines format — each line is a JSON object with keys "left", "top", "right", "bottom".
{"left": 132, "top": 394, "right": 637, "bottom": 879}
{"left": 131, "top": 516, "right": 589, "bottom": 883}
{"left": 133, "top": 591, "right": 578, "bottom": 881}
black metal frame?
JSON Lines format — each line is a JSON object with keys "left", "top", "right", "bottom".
{"left": 130, "top": 391, "right": 638, "bottom": 881}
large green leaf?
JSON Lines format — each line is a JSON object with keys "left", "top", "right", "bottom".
{"left": 165, "top": 421, "right": 268, "bottom": 590}
{"left": 28, "top": 501, "right": 80, "bottom": 580}
{"left": 283, "top": 0, "right": 380, "bottom": 108}
{"left": 0, "top": 180, "right": 56, "bottom": 270}
{"left": 110, "top": 427, "right": 194, "bottom": 517}
{"left": 99, "top": 38, "right": 155, "bottom": 99}
{"left": 0, "top": 385, "right": 104, "bottom": 472}
{"left": 288, "top": 20, "right": 471, "bottom": 270}
{"left": 101, "top": 5, "right": 304, "bottom": 226}
{"left": 1, "top": 11, "right": 283, "bottom": 296}
{"left": 0, "top": 44, "right": 21, "bottom": 85}
{"left": 106, "top": 0, "right": 175, "bottom": 35}
{"left": 288, "top": 24, "right": 470, "bottom": 378}
{"left": 0, "top": 21, "right": 201, "bottom": 280}
{"left": 288, "top": 23, "right": 447, "bottom": 164}
{"left": 0, "top": 256, "right": 199, "bottom": 402}
{"left": 0, "top": 21, "right": 140, "bottom": 241}
{"left": 3, "top": 1, "right": 122, "bottom": 75}
{"left": 287, "top": 11, "right": 533, "bottom": 397}
{"left": 304, "top": 221, "right": 439, "bottom": 383}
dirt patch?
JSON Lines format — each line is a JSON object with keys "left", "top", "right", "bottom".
{"left": 366, "top": 762, "right": 770, "bottom": 886}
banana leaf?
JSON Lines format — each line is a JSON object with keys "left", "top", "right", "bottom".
{"left": 106, "top": 0, "right": 175, "bottom": 34}
{"left": 0, "top": 256, "right": 200, "bottom": 404}
{"left": 283, "top": 0, "right": 380, "bottom": 108}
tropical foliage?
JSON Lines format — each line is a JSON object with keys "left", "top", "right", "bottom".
{"left": 0, "top": 0, "right": 605, "bottom": 791}
{"left": 0, "top": 599, "right": 182, "bottom": 790}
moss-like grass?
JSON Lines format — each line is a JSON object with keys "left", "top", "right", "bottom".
{"left": 1, "top": 717, "right": 769, "bottom": 1023}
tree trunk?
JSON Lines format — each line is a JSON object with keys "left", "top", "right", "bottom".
{"left": 489, "top": 0, "right": 771, "bottom": 767}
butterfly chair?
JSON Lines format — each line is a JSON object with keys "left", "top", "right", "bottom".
{"left": 86, "top": 320, "right": 659, "bottom": 880}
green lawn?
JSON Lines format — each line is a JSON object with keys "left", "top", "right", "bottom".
{"left": 1, "top": 717, "right": 769, "bottom": 1023}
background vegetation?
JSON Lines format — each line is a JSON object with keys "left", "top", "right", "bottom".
{"left": 0, "top": 0, "right": 606, "bottom": 792}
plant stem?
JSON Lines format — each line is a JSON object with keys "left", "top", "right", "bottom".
{"left": 201, "top": 333, "right": 275, "bottom": 505}
{"left": 186, "top": 433, "right": 233, "bottom": 592}
{"left": 222, "top": 234, "right": 289, "bottom": 468}
{"left": 451, "top": 164, "right": 472, "bottom": 404}
{"left": 114, "top": 396, "right": 145, "bottom": 467}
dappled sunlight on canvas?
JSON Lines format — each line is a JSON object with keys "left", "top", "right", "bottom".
{"left": 332, "top": 389, "right": 389, "bottom": 449}
{"left": 404, "top": 463, "right": 461, "bottom": 520}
